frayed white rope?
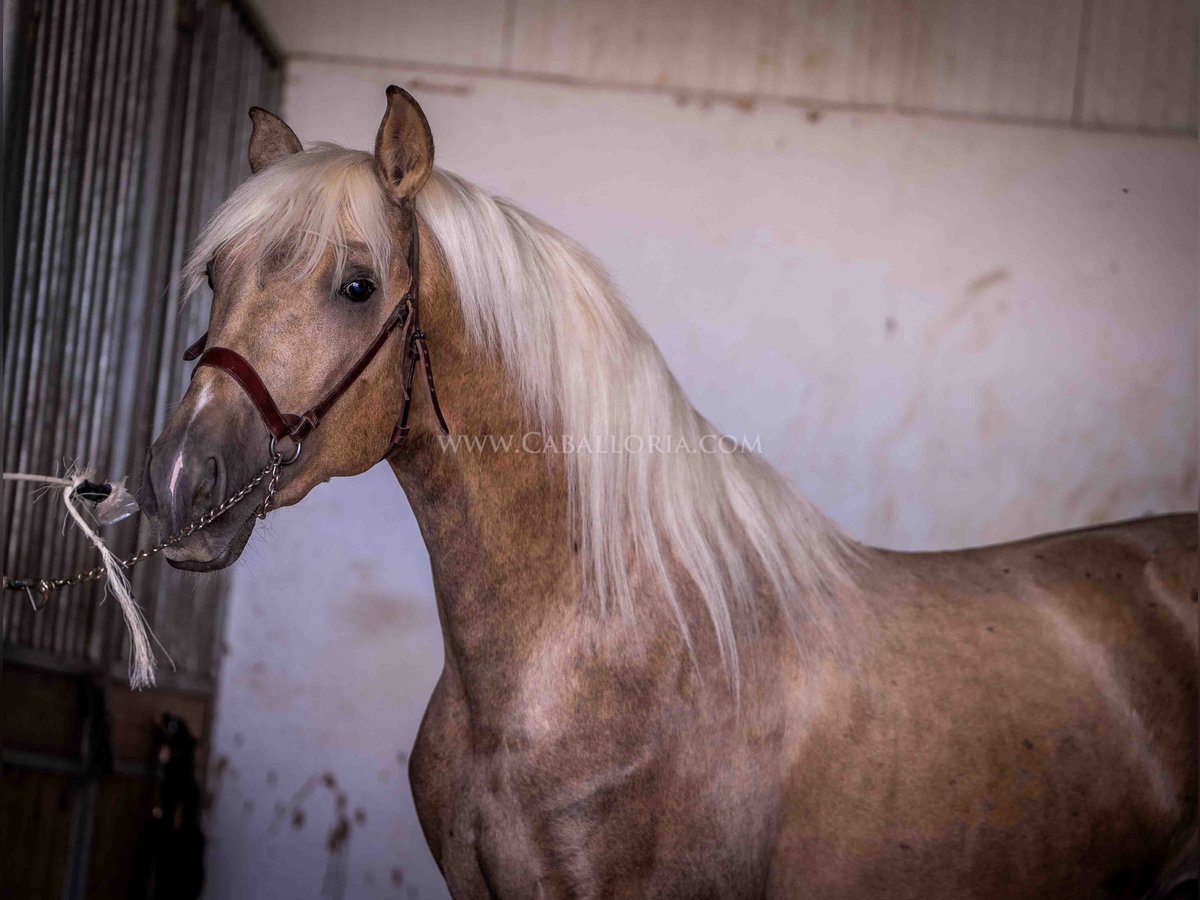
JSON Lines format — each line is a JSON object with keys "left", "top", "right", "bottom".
{"left": 3, "top": 472, "right": 73, "bottom": 485}
{"left": 4, "top": 467, "right": 172, "bottom": 689}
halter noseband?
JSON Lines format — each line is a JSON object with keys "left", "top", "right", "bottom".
{"left": 181, "top": 204, "right": 450, "bottom": 467}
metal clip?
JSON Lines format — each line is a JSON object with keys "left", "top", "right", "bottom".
{"left": 18, "top": 580, "right": 52, "bottom": 612}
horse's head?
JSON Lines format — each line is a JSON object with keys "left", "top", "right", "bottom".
{"left": 140, "top": 87, "right": 439, "bottom": 570}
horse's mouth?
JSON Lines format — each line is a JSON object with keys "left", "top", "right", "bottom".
{"left": 162, "top": 510, "right": 258, "bottom": 572}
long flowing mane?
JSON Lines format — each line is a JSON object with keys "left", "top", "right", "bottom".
{"left": 186, "top": 145, "right": 858, "bottom": 676}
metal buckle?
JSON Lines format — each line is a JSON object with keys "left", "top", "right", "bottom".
{"left": 268, "top": 435, "right": 303, "bottom": 465}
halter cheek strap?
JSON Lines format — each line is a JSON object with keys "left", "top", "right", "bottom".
{"left": 182, "top": 208, "right": 450, "bottom": 465}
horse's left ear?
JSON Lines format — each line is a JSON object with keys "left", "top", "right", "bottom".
{"left": 374, "top": 85, "right": 434, "bottom": 204}
{"left": 248, "top": 107, "right": 302, "bottom": 173}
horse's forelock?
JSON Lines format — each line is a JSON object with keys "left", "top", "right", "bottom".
{"left": 184, "top": 144, "right": 394, "bottom": 297}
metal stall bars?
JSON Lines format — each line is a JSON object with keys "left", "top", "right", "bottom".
{"left": 1, "top": 2, "right": 281, "bottom": 897}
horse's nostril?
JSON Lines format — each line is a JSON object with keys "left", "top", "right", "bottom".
{"left": 193, "top": 456, "right": 222, "bottom": 508}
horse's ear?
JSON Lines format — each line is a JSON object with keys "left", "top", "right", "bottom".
{"left": 248, "top": 107, "right": 302, "bottom": 174}
{"left": 374, "top": 86, "right": 434, "bottom": 204}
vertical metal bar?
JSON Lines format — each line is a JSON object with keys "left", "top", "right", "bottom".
{"left": 23, "top": 0, "right": 75, "bottom": 652}
{"left": 3, "top": 0, "right": 52, "bottom": 449}
{"left": 1, "top": 2, "right": 45, "bottom": 479}
{"left": 4, "top": 0, "right": 56, "bottom": 647}
{"left": 47, "top": 0, "right": 101, "bottom": 660}
{"left": 58, "top": 0, "right": 116, "bottom": 660}
{"left": 2, "top": 0, "right": 39, "bottom": 304}
{"left": 94, "top": 0, "right": 159, "bottom": 672}
{"left": 86, "top": 0, "right": 145, "bottom": 666}
{"left": 110, "top": 0, "right": 175, "bottom": 482}
{"left": 93, "top": 0, "right": 154, "bottom": 468}
{"left": 29, "top": 0, "right": 82, "bottom": 654}
{"left": 40, "top": 0, "right": 114, "bottom": 656}
{"left": 1, "top": 1, "right": 48, "bottom": 642}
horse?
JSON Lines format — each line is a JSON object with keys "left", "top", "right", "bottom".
{"left": 139, "top": 86, "right": 1197, "bottom": 898}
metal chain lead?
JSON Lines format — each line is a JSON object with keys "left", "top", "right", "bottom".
{"left": 4, "top": 450, "right": 290, "bottom": 610}
{"left": 261, "top": 459, "right": 283, "bottom": 519}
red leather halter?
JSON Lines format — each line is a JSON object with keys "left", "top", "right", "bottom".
{"left": 181, "top": 204, "right": 450, "bottom": 465}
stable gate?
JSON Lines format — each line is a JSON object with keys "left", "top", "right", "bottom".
{"left": 2, "top": 1, "right": 280, "bottom": 896}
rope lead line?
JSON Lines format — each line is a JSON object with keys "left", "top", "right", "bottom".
{"left": 2, "top": 456, "right": 284, "bottom": 689}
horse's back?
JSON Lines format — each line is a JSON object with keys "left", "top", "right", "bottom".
{"left": 770, "top": 513, "right": 1197, "bottom": 899}
{"left": 973, "top": 512, "right": 1197, "bottom": 677}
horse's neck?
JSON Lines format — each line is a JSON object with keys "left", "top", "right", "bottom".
{"left": 383, "top": 249, "right": 724, "bottom": 723}
{"left": 386, "top": 400, "right": 584, "bottom": 718}
{"left": 374, "top": 242, "right": 587, "bottom": 722}
{"left": 389, "top": 422, "right": 766, "bottom": 725}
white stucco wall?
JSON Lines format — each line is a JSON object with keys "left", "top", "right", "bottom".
{"left": 200, "top": 58, "right": 1197, "bottom": 900}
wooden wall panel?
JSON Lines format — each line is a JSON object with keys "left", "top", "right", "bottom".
{"left": 246, "top": 0, "right": 1188, "bottom": 134}
{"left": 84, "top": 775, "right": 154, "bottom": 900}
{"left": 1077, "top": 0, "right": 1198, "bottom": 132}
{"left": 256, "top": 0, "right": 511, "bottom": 69}
{"left": 108, "top": 688, "right": 210, "bottom": 766}
{"left": 511, "top": 0, "right": 1089, "bottom": 123}
{"left": 895, "top": 0, "right": 1086, "bottom": 122}
{"left": 3, "top": 665, "right": 84, "bottom": 757}
{"left": 510, "top": 0, "right": 783, "bottom": 94}
{"left": 769, "top": 0, "right": 911, "bottom": 107}
{"left": 1, "top": 768, "right": 77, "bottom": 900}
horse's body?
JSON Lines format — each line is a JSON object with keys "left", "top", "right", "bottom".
{"left": 140, "top": 89, "right": 1198, "bottom": 897}
{"left": 403, "top": 430, "right": 1196, "bottom": 898}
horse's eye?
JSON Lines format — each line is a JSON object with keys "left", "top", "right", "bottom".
{"left": 339, "top": 278, "right": 376, "bottom": 302}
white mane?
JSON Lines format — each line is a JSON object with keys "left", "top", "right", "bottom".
{"left": 186, "top": 145, "right": 858, "bottom": 678}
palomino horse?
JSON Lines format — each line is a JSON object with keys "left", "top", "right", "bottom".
{"left": 140, "top": 87, "right": 1197, "bottom": 898}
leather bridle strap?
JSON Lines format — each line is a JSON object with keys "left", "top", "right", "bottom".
{"left": 390, "top": 217, "right": 449, "bottom": 442}
{"left": 189, "top": 346, "right": 302, "bottom": 441}
{"left": 182, "top": 204, "right": 450, "bottom": 463}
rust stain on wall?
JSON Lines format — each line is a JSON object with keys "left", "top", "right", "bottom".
{"left": 344, "top": 561, "right": 424, "bottom": 638}
{"left": 964, "top": 268, "right": 1010, "bottom": 296}
{"left": 924, "top": 268, "right": 1012, "bottom": 353}
{"left": 977, "top": 385, "right": 1008, "bottom": 439}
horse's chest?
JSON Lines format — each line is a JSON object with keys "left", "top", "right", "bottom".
{"left": 411, "top": 673, "right": 779, "bottom": 898}
{"left": 410, "top": 679, "right": 697, "bottom": 896}
{"left": 433, "top": 759, "right": 547, "bottom": 897}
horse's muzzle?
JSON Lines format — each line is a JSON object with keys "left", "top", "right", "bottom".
{"left": 139, "top": 376, "right": 266, "bottom": 570}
